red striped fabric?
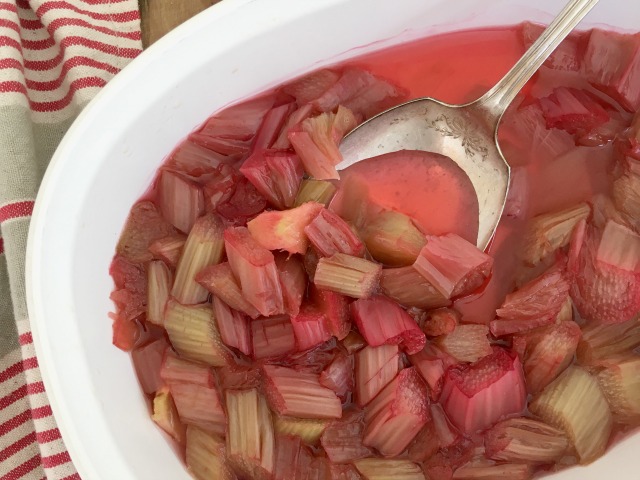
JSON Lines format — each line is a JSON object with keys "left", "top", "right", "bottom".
{"left": 0, "top": 0, "right": 142, "bottom": 477}
{"left": 0, "top": 201, "right": 34, "bottom": 223}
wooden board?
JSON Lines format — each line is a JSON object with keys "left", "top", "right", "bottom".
{"left": 139, "top": 0, "right": 219, "bottom": 48}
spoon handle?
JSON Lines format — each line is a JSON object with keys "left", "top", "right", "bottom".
{"left": 475, "top": 0, "right": 599, "bottom": 120}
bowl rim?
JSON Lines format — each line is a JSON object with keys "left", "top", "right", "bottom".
{"left": 24, "top": 0, "right": 640, "bottom": 478}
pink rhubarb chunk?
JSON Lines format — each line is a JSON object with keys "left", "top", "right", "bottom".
{"left": 263, "top": 364, "right": 342, "bottom": 419}
{"left": 413, "top": 233, "right": 493, "bottom": 299}
{"left": 224, "top": 226, "right": 284, "bottom": 316}
{"left": 291, "top": 304, "right": 332, "bottom": 351}
{"left": 440, "top": 347, "right": 526, "bottom": 435}
{"left": 363, "top": 367, "right": 430, "bottom": 456}
{"left": 240, "top": 148, "right": 304, "bottom": 209}
{"left": 251, "top": 315, "right": 297, "bottom": 360}
{"left": 490, "top": 268, "right": 571, "bottom": 337}
{"left": 304, "top": 208, "right": 365, "bottom": 257}
{"left": 351, "top": 295, "right": 426, "bottom": 355}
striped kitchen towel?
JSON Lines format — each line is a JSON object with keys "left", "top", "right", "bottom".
{"left": 0, "top": 0, "right": 142, "bottom": 478}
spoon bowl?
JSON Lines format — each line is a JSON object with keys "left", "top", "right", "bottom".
{"left": 339, "top": 0, "right": 599, "bottom": 249}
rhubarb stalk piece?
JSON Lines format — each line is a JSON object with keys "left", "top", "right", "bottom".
{"left": 172, "top": 214, "right": 226, "bottom": 305}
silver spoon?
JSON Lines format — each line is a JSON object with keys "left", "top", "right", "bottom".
{"left": 338, "top": 0, "right": 599, "bottom": 250}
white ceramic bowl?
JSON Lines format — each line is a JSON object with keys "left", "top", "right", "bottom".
{"left": 26, "top": 0, "right": 640, "bottom": 478}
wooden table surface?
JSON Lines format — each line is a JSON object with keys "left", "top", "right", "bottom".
{"left": 139, "top": 0, "right": 220, "bottom": 47}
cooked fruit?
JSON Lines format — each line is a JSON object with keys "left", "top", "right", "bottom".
{"left": 314, "top": 253, "right": 382, "bottom": 298}
{"left": 305, "top": 208, "right": 365, "bottom": 257}
{"left": 355, "top": 344, "right": 400, "bottom": 406}
{"left": 529, "top": 366, "right": 612, "bottom": 463}
{"left": 152, "top": 388, "right": 186, "bottom": 444}
{"left": 440, "top": 348, "right": 527, "bottom": 435}
{"left": 413, "top": 234, "right": 493, "bottom": 299}
{"left": 434, "top": 324, "right": 492, "bottom": 363}
{"left": 185, "top": 426, "right": 234, "bottom": 480}
{"left": 362, "top": 210, "right": 427, "bottom": 266}
{"left": 247, "top": 202, "right": 324, "bottom": 254}
{"left": 594, "top": 355, "right": 640, "bottom": 421}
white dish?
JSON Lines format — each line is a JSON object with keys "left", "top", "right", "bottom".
{"left": 26, "top": 0, "right": 640, "bottom": 478}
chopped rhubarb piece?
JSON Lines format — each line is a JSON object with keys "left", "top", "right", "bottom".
{"left": 197, "top": 94, "right": 275, "bottom": 142}
{"left": 522, "top": 22, "right": 582, "bottom": 71}
{"left": 354, "top": 458, "right": 425, "bottom": 480}
{"left": 355, "top": 344, "right": 400, "bottom": 407}
{"left": 313, "top": 69, "right": 403, "bottom": 118}
{"left": 263, "top": 364, "right": 342, "bottom": 419}
{"left": 282, "top": 69, "right": 341, "bottom": 105}
{"left": 330, "top": 464, "right": 363, "bottom": 480}
{"left": 274, "top": 416, "right": 329, "bottom": 444}
{"left": 186, "top": 426, "right": 234, "bottom": 480}
{"left": 341, "top": 331, "right": 367, "bottom": 354}
{"left": 164, "top": 300, "right": 228, "bottom": 367}
{"left": 226, "top": 389, "right": 275, "bottom": 479}
{"left": 280, "top": 338, "right": 337, "bottom": 374}
{"left": 295, "top": 179, "right": 337, "bottom": 207}
{"left": 273, "top": 435, "right": 303, "bottom": 480}
{"left": 149, "top": 234, "right": 187, "bottom": 268}
{"left": 172, "top": 213, "right": 225, "bottom": 305}
{"left": 582, "top": 29, "right": 640, "bottom": 111}
{"left": 594, "top": 355, "right": 640, "bottom": 421}
{"left": 251, "top": 315, "right": 297, "bottom": 360}
{"left": 157, "top": 170, "right": 205, "bottom": 233}
{"left": 216, "top": 176, "right": 268, "bottom": 226}
{"left": 363, "top": 367, "right": 430, "bottom": 456}
{"left": 247, "top": 202, "right": 324, "bottom": 255}
{"left": 303, "top": 453, "right": 332, "bottom": 480}
{"left": 147, "top": 260, "right": 172, "bottom": 326}
{"left": 321, "top": 408, "right": 372, "bottom": 463}
{"left": 131, "top": 337, "right": 168, "bottom": 395}
{"left": 435, "top": 324, "right": 492, "bottom": 363}
{"left": 351, "top": 295, "right": 426, "bottom": 355}
{"left": 289, "top": 129, "right": 339, "bottom": 180}
{"left": 240, "top": 149, "right": 304, "bottom": 209}
{"left": 290, "top": 106, "right": 358, "bottom": 181}
{"left": 431, "top": 403, "right": 459, "bottom": 448}
{"left": 521, "top": 321, "right": 582, "bottom": 394}
{"left": 272, "top": 104, "right": 314, "bottom": 149}
{"left": 196, "top": 262, "right": 260, "bottom": 318}
{"left": 224, "top": 226, "right": 284, "bottom": 316}
{"left": 152, "top": 388, "right": 186, "bottom": 444}
{"left": 407, "top": 422, "right": 440, "bottom": 462}
{"left": 577, "top": 317, "right": 640, "bottom": 364}
{"left": 314, "top": 253, "right": 382, "bottom": 299}
{"left": 413, "top": 234, "right": 493, "bottom": 299}
{"left": 485, "top": 417, "right": 569, "bottom": 464}
{"left": 116, "top": 201, "right": 176, "bottom": 263}
{"left": 216, "top": 363, "right": 262, "bottom": 391}
{"left": 109, "top": 255, "right": 147, "bottom": 320}
{"left": 113, "top": 316, "right": 162, "bottom": 355}
{"left": 362, "top": 211, "right": 427, "bottom": 266}
{"left": 451, "top": 462, "right": 532, "bottom": 480}
{"left": 530, "top": 366, "right": 612, "bottom": 463}
{"left": 164, "top": 139, "right": 226, "bottom": 178}
{"left": 440, "top": 347, "right": 527, "bottom": 435}
{"left": 490, "top": 269, "right": 571, "bottom": 337}
{"left": 522, "top": 203, "right": 591, "bottom": 266}
{"left": 502, "top": 167, "right": 529, "bottom": 220}
{"left": 170, "top": 381, "right": 226, "bottom": 436}
{"left": 291, "top": 304, "right": 332, "bottom": 351}
{"left": 408, "top": 345, "right": 450, "bottom": 401}
{"left": 571, "top": 222, "right": 640, "bottom": 324}
{"left": 539, "top": 87, "right": 610, "bottom": 137}
{"left": 189, "top": 132, "right": 251, "bottom": 158}
{"left": 613, "top": 172, "right": 640, "bottom": 225}
{"left": 305, "top": 208, "right": 365, "bottom": 257}
{"left": 422, "top": 308, "right": 459, "bottom": 337}
{"left": 320, "top": 352, "right": 354, "bottom": 401}
{"left": 253, "top": 103, "right": 297, "bottom": 149}
{"left": 380, "top": 267, "right": 451, "bottom": 309}
{"left": 212, "top": 296, "right": 251, "bottom": 356}
{"left": 160, "top": 350, "right": 214, "bottom": 387}
{"left": 422, "top": 444, "right": 475, "bottom": 480}
{"left": 275, "top": 253, "right": 307, "bottom": 316}
{"left": 311, "top": 286, "right": 351, "bottom": 340}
